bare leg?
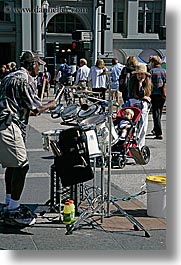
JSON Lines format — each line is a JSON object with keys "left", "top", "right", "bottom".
{"left": 5, "top": 167, "right": 14, "bottom": 195}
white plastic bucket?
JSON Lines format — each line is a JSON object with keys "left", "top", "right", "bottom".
{"left": 146, "top": 176, "right": 166, "bottom": 218}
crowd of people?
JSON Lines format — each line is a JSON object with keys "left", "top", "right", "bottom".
{"left": 0, "top": 51, "right": 166, "bottom": 227}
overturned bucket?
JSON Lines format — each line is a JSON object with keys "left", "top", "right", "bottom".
{"left": 146, "top": 176, "right": 166, "bottom": 218}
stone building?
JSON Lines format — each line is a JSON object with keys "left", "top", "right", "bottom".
{"left": 0, "top": 0, "right": 166, "bottom": 74}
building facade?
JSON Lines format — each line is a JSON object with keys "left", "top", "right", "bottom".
{"left": 0, "top": 0, "right": 166, "bottom": 73}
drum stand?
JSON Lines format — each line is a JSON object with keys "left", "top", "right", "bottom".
{"left": 65, "top": 77, "right": 150, "bottom": 238}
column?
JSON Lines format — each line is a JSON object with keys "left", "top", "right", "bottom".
{"left": 127, "top": 0, "right": 139, "bottom": 37}
{"left": 33, "top": 0, "right": 42, "bottom": 55}
{"left": 21, "top": 0, "right": 32, "bottom": 51}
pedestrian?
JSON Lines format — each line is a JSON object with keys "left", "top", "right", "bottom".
{"left": 5, "top": 62, "right": 12, "bottom": 75}
{"left": 10, "top": 62, "right": 17, "bottom": 72}
{"left": 74, "top": 58, "right": 90, "bottom": 89}
{"left": 149, "top": 55, "right": 166, "bottom": 140}
{"left": 0, "top": 51, "right": 57, "bottom": 227}
{"left": 37, "top": 71, "right": 44, "bottom": 99}
{"left": 88, "top": 58, "right": 108, "bottom": 102}
{"left": 54, "top": 58, "right": 72, "bottom": 86}
{"left": 119, "top": 56, "right": 139, "bottom": 103}
{"left": 128, "top": 63, "right": 152, "bottom": 148}
{"left": 110, "top": 58, "right": 124, "bottom": 107}
{"left": 43, "top": 66, "right": 51, "bottom": 98}
{"left": 53, "top": 69, "right": 61, "bottom": 95}
{"left": 0, "top": 64, "right": 7, "bottom": 81}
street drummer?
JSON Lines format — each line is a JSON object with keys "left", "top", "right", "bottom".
{"left": 0, "top": 51, "right": 57, "bottom": 227}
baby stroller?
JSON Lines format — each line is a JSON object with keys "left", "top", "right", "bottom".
{"left": 111, "top": 106, "right": 150, "bottom": 168}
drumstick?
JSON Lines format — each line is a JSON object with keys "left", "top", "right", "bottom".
{"left": 55, "top": 85, "right": 65, "bottom": 102}
{"left": 87, "top": 96, "right": 107, "bottom": 103}
{"left": 40, "top": 78, "right": 46, "bottom": 102}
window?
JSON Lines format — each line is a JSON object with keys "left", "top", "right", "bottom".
{"left": 117, "top": 12, "right": 124, "bottom": 33}
{"left": 113, "top": 0, "right": 125, "bottom": 34}
{"left": 47, "top": 14, "right": 85, "bottom": 33}
{"left": 138, "top": 0, "right": 162, "bottom": 34}
{"left": 138, "top": 12, "right": 144, "bottom": 33}
{"left": 154, "top": 12, "right": 161, "bottom": 33}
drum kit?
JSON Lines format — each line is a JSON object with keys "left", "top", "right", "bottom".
{"left": 42, "top": 85, "right": 119, "bottom": 157}
{"left": 41, "top": 74, "right": 150, "bottom": 237}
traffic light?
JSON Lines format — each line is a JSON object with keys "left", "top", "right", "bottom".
{"left": 71, "top": 41, "right": 81, "bottom": 51}
{"left": 101, "top": 14, "right": 111, "bottom": 31}
{"left": 159, "top": 26, "right": 166, "bottom": 40}
{"left": 71, "top": 41, "right": 77, "bottom": 50}
{"left": 72, "top": 31, "right": 81, "bottom": 40}
{"left": 97, "top": 0, "right": 104, "bottom": 8}
{"left": 105, "top": 16, "right": 111, "bottom": 30}
{"left": 54, "top": 42, "right": 59, "bottom": 52}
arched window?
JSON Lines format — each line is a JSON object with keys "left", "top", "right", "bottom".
{"left": 47, "top": 14, "right": 86, "bottom": 33}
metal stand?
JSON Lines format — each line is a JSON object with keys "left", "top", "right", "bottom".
{"left": 65, "top": 77, "right": 150, "bottom": 238}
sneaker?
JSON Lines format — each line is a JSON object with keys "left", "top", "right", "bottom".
{"left": 1, "top": 205, "right": 36, "bottom": 227}
{"left": 151, "top": 129, "right": 155, "bottom": 135}
{"left": 154, "top": 135, "right": 163, "bottom": 140}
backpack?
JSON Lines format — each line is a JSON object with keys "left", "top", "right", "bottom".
{"left": 60, "top": 64, "right": 72, "bottom": 77}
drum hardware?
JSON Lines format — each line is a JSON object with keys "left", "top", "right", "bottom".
{"left": 76, "top": 89, "right": 101, "bottom": 95}
{"left": 42, "top": 129, "right": 62, "bottom": 151}
{"left": 66, "top": 72, "right": 150, "bottom": 238}
{"left": 87, "top": 96, "right": 120, "bottom": 108}
{"left": 51, "top": 104, "right": 64, "bottom": 119}
{"left": 60, "top": 104, "right": 80, "bottom": 123}
{"left": 50, "top": 140, "right": 62, "bottom": 157}
{"left": 84, "top": 128, "right": 102, "bottom": 158}
{"left": 76, "top": 104, "right": 102, "bottom": 121}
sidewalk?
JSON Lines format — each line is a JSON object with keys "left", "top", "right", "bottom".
{"left": 0, "top": 89, "right": 166, "bottom": 250}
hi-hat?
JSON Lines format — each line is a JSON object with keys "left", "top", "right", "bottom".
{"left": 76, "top": 89, "right": 100, "bottom": 95}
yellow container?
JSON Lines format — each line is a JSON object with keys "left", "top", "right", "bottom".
{"left": 69, "top": 200, "right": 75, "bottom": 223}
{"left": 146, "top": 176, "right": 166, "bottom": 218}
{"left": 63, "top": 201, "right": 71, "bottom": 224}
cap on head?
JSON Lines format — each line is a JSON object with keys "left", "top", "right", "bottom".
{"left": 20, "top": 51, "right": 46, "bottom": 65}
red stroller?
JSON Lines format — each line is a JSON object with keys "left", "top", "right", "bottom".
{"left": 111, "top": 106, "right": 150, "bottom": 168}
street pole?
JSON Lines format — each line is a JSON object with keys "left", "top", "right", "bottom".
{"left": 42, "top": 0, "right": 49, "bottom": 60}
{"left": 93, "top": 0, "right": 98, "bottom": 64}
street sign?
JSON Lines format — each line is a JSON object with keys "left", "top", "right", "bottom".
{"left": 81, "top": 32, "right": 92, "bottom": 41}
{"left": 72, "top": 31, "right": 92, "bottom": 41}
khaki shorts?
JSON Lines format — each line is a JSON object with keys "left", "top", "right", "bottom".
{"left": 0, "top": 122, "right": 28, "bottom": 168}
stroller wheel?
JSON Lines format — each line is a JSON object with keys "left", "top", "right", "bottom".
{"left": 118, "top": 158, "right": 126, "bottom": 169}
{"left": 141, "top": 145, "right": 150, "bottom": 164}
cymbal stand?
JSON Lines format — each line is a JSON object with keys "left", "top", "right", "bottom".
{"left": 104, "top": 76, "right": 150, "bottom": 237}
{"left": 107, "top": 77, "right": 112, "bottom": 216}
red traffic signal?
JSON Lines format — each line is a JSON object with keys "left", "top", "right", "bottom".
{"left": 72, "top": 41, "right": 77, "bottom": 49}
